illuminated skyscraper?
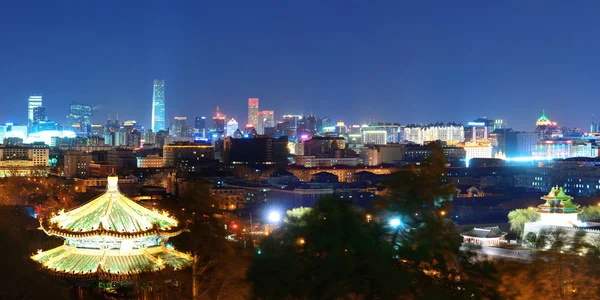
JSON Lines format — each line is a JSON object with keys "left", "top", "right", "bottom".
{"left": 28, "top": 94, "right": 43, "bottom": 125}
{"left": 257, "top": 110, "right": 275, "bottom": 134}
{"left": 194, "top": 116, "right": 206, "bottom": 137}
{"left": 172, "top": 116, "right": 188, "bottom": 137}
{"left": 68, "top": 102, "right": 93, "bottom": 134}
{"left": 213, "top": 107, "right": 226, "bottom": 138}
{"left": 152, "top": 80, "right": 166, "bottom": 132}
{"left": 33, "top": 106, "right": 46, "bottom": 123}
{"left": 248, "top": 98, "right": 259, "bottom": 129}
{"left": 226, "top": 118, "right": 239, "bottom": 137}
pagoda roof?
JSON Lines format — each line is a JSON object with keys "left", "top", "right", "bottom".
{"left": 31, "top": 244, "right": 192, "bottom": 280}
{"left": 45, "top": 176, "right": 180, "bottom": 238}
{"left": 460, "top": 226, "right": 506, "bottom": 239}
{"left": 536, "top": 185, "right": 581, "bottom": 214}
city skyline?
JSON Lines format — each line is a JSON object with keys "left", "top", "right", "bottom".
{"left": 2, "top": 2, "right": 600, "bottom": 130}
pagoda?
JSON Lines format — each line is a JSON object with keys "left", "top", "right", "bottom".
{"left": 32, "top": 175, "right": 192, "bottom": 280}
{"left": 534, "top": 185, "right": 581, "bottom": 226}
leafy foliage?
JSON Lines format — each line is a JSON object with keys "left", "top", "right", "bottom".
{"left": 250, "top": 196, "right": 402, "bottom": 299}
{"left": 284, "top": 206, "right": 312, "bottom": 226}
{"left": 579, "top": 205, "right": 600, "bottom": 220}
{"left": 508, "top": 208, "right": 540, "bottom": 238}
{"left": 250, "top": 143, "right": 501, "bottom": 299}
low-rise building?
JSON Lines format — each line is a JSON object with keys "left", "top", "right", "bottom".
{"left": 137, "top": 154, "right": 164, "bottom": 168}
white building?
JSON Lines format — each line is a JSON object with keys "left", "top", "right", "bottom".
{"left": 362, "top": 130, "right": 387, "bottom": 145}
{"left": 28, "top": 94, "right": 43, "bottom": 125}
{"left": 401, "top": 123, "right": 464, "bottom": 145}
{"left": 462, "top": 142, "right": 492, "bottom": 167}
{"left": 226, "top": 118, "right": 239, "bottom": 137}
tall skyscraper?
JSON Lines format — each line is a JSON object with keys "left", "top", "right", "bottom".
{"left": 33, "top": 106, "right": 46, "bottom": 123}
{"left": 257, "top": 110, "right": 275, "bottom": 135}
{"left": 194, "top": 116, "right": 206, "bottom": 137}
{"left": 248, "top": 98, "right": 259, "bottom": 129}
{"left": 28, "top": 94, "right": 43, "bottom": 125}
{"left": 226, "top": 118, "right": 239, "bottom": 137}
{"left": 172, "top": 116, "right": 188, "bottom": 137}
{"left": 68, "top": 102, "right": 93, "bottom": 134}
{"left": 213, "top": 107, "right": 226, "bottom": 138}
{"left": 152, "top": 80, "right": 166, "bottom": 132}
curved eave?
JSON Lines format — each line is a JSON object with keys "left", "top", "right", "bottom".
{"left": 32, "top": 246, "right": 193, "bottom": 280}
{"left": 40, "top": 220, "right": 188, "bottom": 239}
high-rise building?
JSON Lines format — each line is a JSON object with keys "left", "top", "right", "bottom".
{"left": 172, "top": 116, "right": 188, "bottom": 137}
{"left": 226, "top": 118, "right": 239, "bottom": 137}
{"left": 283, "top": 115, "right": 302, "bottom": 137}
{"left": 28, "top": 94, "right": 43, "bottom": 125}
{"left": 68, "top": 102, "right": 93, "bottom": 134}
{"left": 257, "top": 110, "right": 274, "bottom": 134}
{"left": 248, "top": 98, "right": 259, "bottom": 129}
{"left": 66, "top": 102, "right": 91, "bottom": 134}
{"left": 194, "top": 116, "right": 206, "bottom": 137}
{"left": 33, "top": 106, "right": 46, "bottom": 123}
{"left": 152, "top": 79, "right": 166, "bottom": 132}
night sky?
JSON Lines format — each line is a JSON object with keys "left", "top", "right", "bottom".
{"left": 1, "top": 1, "right": 600, "bottom": 131}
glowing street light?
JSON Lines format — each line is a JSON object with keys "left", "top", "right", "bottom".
{"left": 389, "top": 218, "right": 401, "bottom": 228}
{"left": 268, "top": 211, "right": 281, "bottom": 223}
{"left": 366, "top": 214, "right": 372, "bottom": 223}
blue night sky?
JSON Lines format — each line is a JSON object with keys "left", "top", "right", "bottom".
{"left": 1, "top": 1, "right": 599, "bottom": 131}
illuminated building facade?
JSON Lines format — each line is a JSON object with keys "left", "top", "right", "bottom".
{"left": 163, "top": 142, "right": 215, "bottom": 167}
{"left": 462, "top": 142, "right": 493, "bottom": 167}
{"left": 33, "top": 106, "right": 46, "bottom": 123}
{"left": 295, "top": 156, "right": 359, "bottom": 167}
{"left": 171, "top": 116, "right": 188, "bottom": 137}
{"left": 257, "top": 110, "right": 274, "bottom": 135}
{"left": 282, "top": 115, "right": 302, "bottom": 137}
{"left": 535, "top": 110, "right": 561, "bottom": 140}
{"left": 28, "top": 94, "right": 43, "bottom": 125}
{"left": 136, "top": 154, "right": 164, "bottom": 168}
{"left": 248, "top": 98, "right": 259, "bottom": 129}
{"left": 362, "top": 130, "right": 387, "bottom": 145}
{"left": 32, "top": 175, "right": 192, "bottom": 280}
{"left": 360, "top": 123, "right": 401, "bottom": 143}
{"left": 226, "top": 118, "right": 239, "bottom": 137}
{"left": 401, "top": 123, "right": 464, "bottom": 145}
{"left": 152, "top": 79, "right": 166, "bottom": 132}
{"left": 68, "top": 102, "right": 93, "bottom": 134}
{"left": 194, "top": 116, "right": 206, "bottom": 137}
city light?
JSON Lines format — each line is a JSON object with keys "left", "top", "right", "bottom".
{"left": 268, "top": 211, "right": 281, "bottom": 223}
{"left": 389, "top": 218, "right": 401, "bottom": 228}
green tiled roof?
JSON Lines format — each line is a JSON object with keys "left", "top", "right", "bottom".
{"left": 32, "top": 245, "right": 192, "bottom": 278}
{"left": 50, "top": 176, "right": 178, "bottom": 234}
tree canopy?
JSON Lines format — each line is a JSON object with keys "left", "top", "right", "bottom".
{"left": 508, "top": 208, "right": 540, "bottom": 238}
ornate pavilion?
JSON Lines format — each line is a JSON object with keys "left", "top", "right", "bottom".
{"left": 522, "top": 186, "right": 594, "bottom": 249}
{"left": 32, "top": 175, "right": 192, "bottom": 280}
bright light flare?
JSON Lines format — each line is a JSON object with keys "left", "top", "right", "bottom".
{"left": 268, "top": 211, "right": 281, "bottom": 223}
{"left": 389, "top": 218, "right": 401, "bottom": 228}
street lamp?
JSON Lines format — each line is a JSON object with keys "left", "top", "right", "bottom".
{"left": 389, "top": 217, "right": 401, "bottom": 228}
{"left": 366, "top": 214, "right": 372, "bottom": 223}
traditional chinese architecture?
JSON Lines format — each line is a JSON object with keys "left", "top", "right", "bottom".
{"left": 534, "top": 185, "right": 582, "bottom": 226}
{"left": 32, "top": 175, "right": 192, "bottom": 280}
{"left": 461, "top": 226, "right": 507, "bottom": 247}
{"left": 522, "top": 186, "right": 595, "bottom": 249}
